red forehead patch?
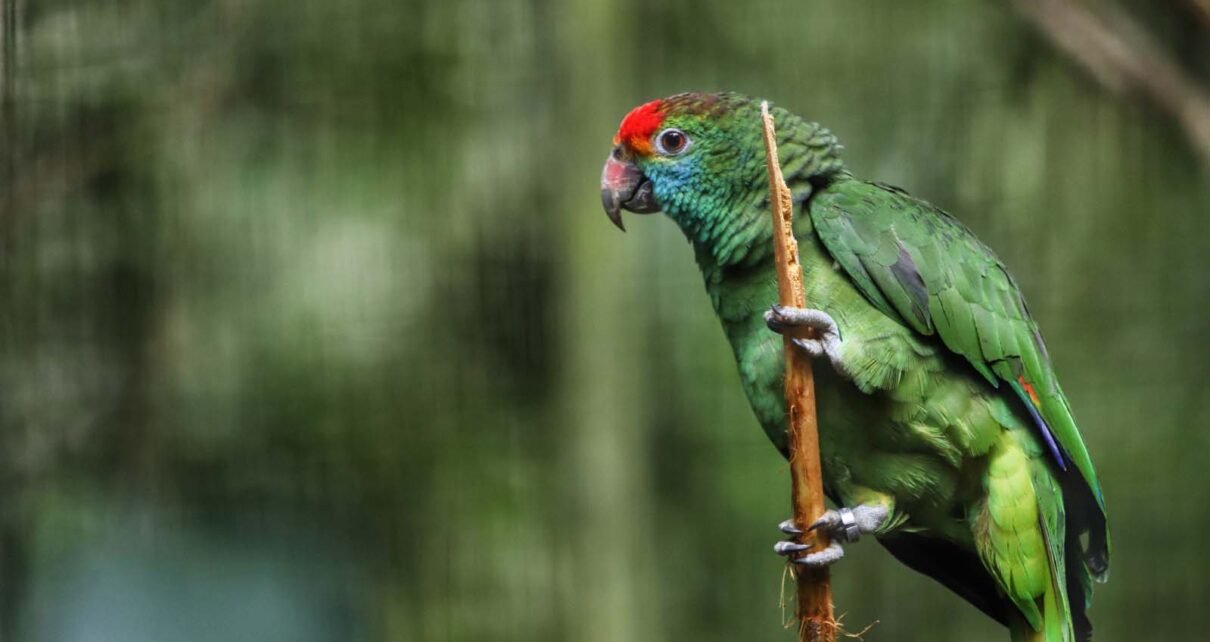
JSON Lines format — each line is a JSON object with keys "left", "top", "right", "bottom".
{"left": 614, "top": 99, "right": 664, "bottom": 155}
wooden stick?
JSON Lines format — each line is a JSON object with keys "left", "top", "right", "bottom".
{"left": 760, "top": 101, "right": 836, "bottom": 642}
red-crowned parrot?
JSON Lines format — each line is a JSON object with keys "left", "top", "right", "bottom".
{"left": 600, "top": 92, "right": 1108, "bottom": 642}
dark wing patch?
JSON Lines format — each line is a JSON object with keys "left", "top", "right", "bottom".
{"left": 889, "top": 243, "right": 931, "bottom": 329}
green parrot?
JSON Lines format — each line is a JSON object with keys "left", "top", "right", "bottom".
{"left": 600, "top": 92, "right": 1108, "bottom": 642}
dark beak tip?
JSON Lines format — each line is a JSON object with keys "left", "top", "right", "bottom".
{"left": 601, "top": 188, "right": 626, "bottom": 231}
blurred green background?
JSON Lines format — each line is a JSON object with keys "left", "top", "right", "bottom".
{"left": 1, "top": 0, "right": 1207, "bottom": 640}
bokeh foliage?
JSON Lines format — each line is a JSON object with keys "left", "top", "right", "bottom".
{"left": 1, "top": 0, "right": 1207, "bottom": 640}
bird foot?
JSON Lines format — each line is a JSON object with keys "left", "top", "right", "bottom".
{"left": 764, "top": 305, "right": 846, "bottom": 375}
{"left": 773, "top": 518, "right": 845, "bottom": 567}
{"left": 772, "top": 506, "right": 888, "bottom": 568}
{"left": 807, "top": 505, "right": 888, "bottom": 542}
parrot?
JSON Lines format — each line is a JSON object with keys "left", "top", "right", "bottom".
{"left": 600, "top": 92, "right": 1109, "bottom": 642}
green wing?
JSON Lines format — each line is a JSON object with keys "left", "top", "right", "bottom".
{"left": 809, "top": 178, "right": 1108, "bottom": 578}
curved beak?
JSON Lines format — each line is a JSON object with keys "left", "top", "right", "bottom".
{"left": 601, "top": 147, "right": 659, "bottom": 231}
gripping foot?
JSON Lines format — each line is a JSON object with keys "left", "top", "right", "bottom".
{"left": 764, "top": 305, "right": 846, "bottom": 375}
{"left": 772, "top": 505, "right": 887, "bottom": 568}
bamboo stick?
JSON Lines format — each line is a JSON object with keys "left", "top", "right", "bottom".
{"left": 760, "top": 101, "right": 836, "bottom": 642}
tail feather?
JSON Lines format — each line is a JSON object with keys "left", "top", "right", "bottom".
{"left": 1056, "top": 451, "right": 1103, "bottom": 641}
{"left": 1010, "top": 613, "right": 1049, "bottom": 642}
{"left": 1064, "top": 504, "right": 1094, "bottom": 641}
{"left": 1066, "top": 541, "right": 1093, "bottom": 641}
{"left": 1032, "top": 454, "right": 1097, "bottom": 642}
{"left": 1038, "top": 522, "right": 1072, "bottom": 642}
{"left": 981, "top": 431, "right": 1086, "bottom": 642}
{"left": 1059, "top": 465, "right": 1110, "bottom": 583}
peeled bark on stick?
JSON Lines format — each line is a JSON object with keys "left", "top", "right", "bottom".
{"left": 760, "top": 101, "right": 836, "bottom": 642}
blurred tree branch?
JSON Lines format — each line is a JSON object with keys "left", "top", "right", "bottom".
{"left": 1188, "top": 0, "right": 1210, "bottom": 29}
{"left": 1014, "top": 0, "right": 1210, "bottom": 167}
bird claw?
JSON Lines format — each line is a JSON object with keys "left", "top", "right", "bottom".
{"left": 763, "top": 305, "right": 800, "bottom": 334}
{"left": 764, "top": 305, "right": 839, "bottom": 336}
{"left": 808, "top": 505, "right": 889, "bottom": 543}
{"left": 778, "top": 519, "right": 804, "bottom": 535}
{"left": 763, "top": 305, "right": 845, "bottom": 373}
{"left": 774, "top": 519, "right": 846, "bottom": 568}
{"left": 773, "top": 540, "right": 810, "bottom": 555}
{"left": 773, "top": 506, "right": 887, "bottom": 567}
{"left": 792, "top": 541, "right": 845, "bottom": 568}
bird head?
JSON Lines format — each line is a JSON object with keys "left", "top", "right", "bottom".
{"left": 600, "top": 92, "right": 760, "bottom": 232}
{"left": 601, "top": 93, "right": 845, "bottom": 243}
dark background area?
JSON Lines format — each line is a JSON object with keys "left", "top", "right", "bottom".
{"left": 1, "top": 0, "right": 1207, "bottom": 640}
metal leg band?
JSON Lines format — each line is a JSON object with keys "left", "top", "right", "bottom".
{"left": 839, "top": 507, "right": 861, "bottom": 542}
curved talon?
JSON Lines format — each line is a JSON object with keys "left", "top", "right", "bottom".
{"left": 807, "top": 507, "right": 857, "bottom": 538}
{"left": 778, "top": 519, "right": 804, "bottom": 535}
{"left": 807, "top": 512, "right": 838, "bottom": 533}
{"left": 774, "top": 541, "right": 810, "bottom": 556}
{"left": 764, "top": 305, "right": 808, "bottom": 333}
{"left": 764, "top": 306, "right": 790, "bottom": 333}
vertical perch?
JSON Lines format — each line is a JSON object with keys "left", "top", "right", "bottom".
{"left": 760, "top": 101, "right": 836, "bottom": 642}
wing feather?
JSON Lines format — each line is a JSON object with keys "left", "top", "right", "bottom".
{"left": 808, "top": 179, "right": 1109, "bottom": 577}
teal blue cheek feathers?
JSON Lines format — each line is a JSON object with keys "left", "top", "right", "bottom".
{"left": 643, "top": 156, "right": 703, "bottom": 219}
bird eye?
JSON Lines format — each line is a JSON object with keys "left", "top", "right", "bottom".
{"left": 655, "top": 128, "right": 689, "bottom": 156}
